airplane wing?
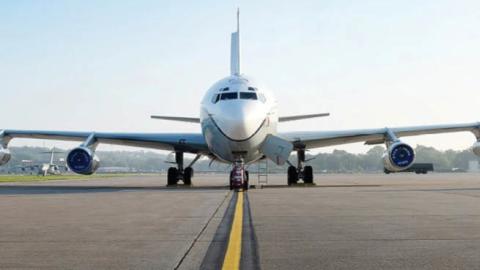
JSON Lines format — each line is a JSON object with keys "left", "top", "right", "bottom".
{"left": 150, "top": 115, "right": 200, "bottom": 123}
{"left": 280, "top": 122, "right": 480, "bottom": 149}
{"left": 0, "top": 130, "right": 209, "bottom": 154}
{"left": 279, "top": 113, "right": 330, "bottom": 122}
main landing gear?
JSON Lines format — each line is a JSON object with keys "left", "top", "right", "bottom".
{"left": 229, "top": 160, "right": 249, "bottom": 191}
{"left": 287, "top": 149, "right": 314, "bottom": 185}
{"left": 167, "top": 152, "right": 200, "bottom": 186}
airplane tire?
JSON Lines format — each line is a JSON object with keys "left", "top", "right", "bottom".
{"left": 304, "top": 166, "right": 313, "bottom": 184}
{"left": 167, "top": 167, "right": 178, "bottom": 186}
{"left": 243, "top": 172, "right": 249, "bottom": 190}
{"left": 243, "top": 180, "right": 249, "bottom": 190}
{"left": 287, "top": 166, "right": 298, "bottom": 185}
{"left": 184, "top": 167, "right": 193, "bottom": 185}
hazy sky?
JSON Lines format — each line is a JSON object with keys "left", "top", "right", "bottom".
{"left": 1, "top": 0, "right": 480, "bottom": 154}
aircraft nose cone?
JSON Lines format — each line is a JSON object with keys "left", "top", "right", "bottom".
{"left": 214, "top": 102, "right": 266, "bottom": 141}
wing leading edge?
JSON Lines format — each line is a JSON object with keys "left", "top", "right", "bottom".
{"left": 279, "top": 113, "right": 330, "bottom": 122}
{"left": 280, "top": 122, "right": 480, "bottom": 150}
{"left": 150, "top": 115, "right": 200, "bottom": 123}
{"left": 0, "top": 130, "right": 209, "bottom": 154}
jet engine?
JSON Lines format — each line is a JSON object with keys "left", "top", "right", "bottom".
{"left": 473, "top": 141, "right": 480, "bottom": 156}
{"left": 0, "top": 147, "right": 11, "bottom": 166}
{"left": 382, "top": 142, "right": 415, "bottom": 172}
{"left": 66, "top": 147, "right": 100, "bottom": 175}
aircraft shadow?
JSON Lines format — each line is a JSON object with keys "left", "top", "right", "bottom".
{"left": 260, "top": 184, "right": 381, "bottom": 189}
{"left": 0, "top": 185, "right": 230, "bottom": 195}
{"left": 365, "top": 187, "right": 480, "bottom": 192}
{"left": 0, "top": 183, "right": 386, "bottom": 195}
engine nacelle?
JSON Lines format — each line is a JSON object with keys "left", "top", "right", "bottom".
{"left": 472, "top": 141, "right": 480, "bottom": 156}
{"left": 382, "top": 142, "right": 415, "bottom": 172}
{"left": 0, "top": 148, "right": 11, "bottom": 166}
{"left": 66, "top": 147, "right": 100, "bottom": 175}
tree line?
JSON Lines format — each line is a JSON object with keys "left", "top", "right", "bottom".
{"left": 2, "top": 145, "right": 478, "bottom": 173}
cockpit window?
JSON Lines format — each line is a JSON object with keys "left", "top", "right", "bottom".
{"left": 220, "top": 92, "right": 238, "bottom": 100}
{"left": 248, "top": 87, "right": 257, "bottom": 91}
{"left": 212, "top": 94, "right": 220, "bottom": 103}
{"left": 220, "top": 87, "right": 230, "bottom": 92}
{"left": 240, "top": 92, "right": 257, "bottom": 100}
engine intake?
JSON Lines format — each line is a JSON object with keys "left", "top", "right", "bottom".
{"left": 66, "top": 147, "right": 100, "bottom": 175}
{"left": 0, "top": 148, "right": 11, "bottom": 166}
{"left": 383, "top": 142, "right": 415, "bottom": 172}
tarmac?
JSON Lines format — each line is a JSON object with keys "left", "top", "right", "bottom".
{"left": 1, "top": 173, "right": 480, "bottom": 269}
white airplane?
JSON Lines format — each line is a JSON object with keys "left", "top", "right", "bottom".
{"left": 1, "top": 11, "right": 479, "bottom": 187}
{"left": 13, "top": 148, "right": 66, "bottom": 176}
{"left": 38, "top": 147, "right": 66, "bottom": 176}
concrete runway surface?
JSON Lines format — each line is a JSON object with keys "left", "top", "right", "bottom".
{"left": 1, "top": 173, "right": 480, "bottom": 269}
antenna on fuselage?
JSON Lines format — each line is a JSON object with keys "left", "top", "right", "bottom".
{"left": 230, "top": 8, "right": 241, "bottom": 76}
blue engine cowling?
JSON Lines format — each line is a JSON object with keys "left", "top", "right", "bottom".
{"left": 383, "top": 142, "right": 415, "bottom": 172}
{"left": 66, "top": 147, "right": 100, "bottom": 175}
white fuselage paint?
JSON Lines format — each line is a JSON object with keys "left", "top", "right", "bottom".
{"left": 200, "top": 75, "right": 278, "bottom": 164}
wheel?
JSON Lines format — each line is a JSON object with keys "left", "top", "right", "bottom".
{"left": 243, "top": 172, "right": 249, "bottom": 190}
{"left": 243, "top": 180, "right": 249, "bottom": 190}
{"left": 303, "top": 166, "right": 313, "bottom": 184}
{"left": 167, "top": 167, "right": 178, "bottom": 185}
{"left": 184, "top": 167, "right": 193, "bottom": 185}
{"left": 287, "top": 166, "right": 298, "bottom": 185}
{"left": 245, "top": 170, "right": 249, "bottom": 181}
{"left": 229, "top": 170, "right": 234, "bottom": 190}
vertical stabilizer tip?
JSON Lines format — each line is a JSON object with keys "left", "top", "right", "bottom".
{"left": 230, "top": 9, "right": 241, "bottom": 75}
{"left": 237, "top": 8, "right": 240, "bottom": 32}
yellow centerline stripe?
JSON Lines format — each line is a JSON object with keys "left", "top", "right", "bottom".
{"left": 222, "top": 192, "right": 244, "bottom": 270}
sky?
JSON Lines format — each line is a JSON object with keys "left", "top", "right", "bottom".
{"left": 1, "top": 0, "right": 480, "bottom": 154}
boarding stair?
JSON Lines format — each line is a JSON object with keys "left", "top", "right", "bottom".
{"left": 257, "top": 159, "right": 269, "bottom": 187}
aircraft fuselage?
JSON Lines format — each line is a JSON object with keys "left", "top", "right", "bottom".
{"left": 200, "top": 75, "right": 278, "bottom": 164}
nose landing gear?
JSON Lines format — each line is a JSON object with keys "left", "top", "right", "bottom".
{"left": 287, "top": 149, "right": 314, "bottom": 185}
{"left": 229, "top": 160, "right": 249, "bottom": 191}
